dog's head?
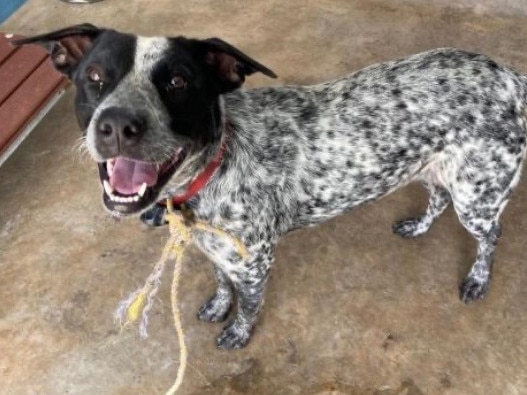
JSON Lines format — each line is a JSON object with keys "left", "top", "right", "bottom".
{"left": 12, "top": 24, "right": 276, "bottom": 216}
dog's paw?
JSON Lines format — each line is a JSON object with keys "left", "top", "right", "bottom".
{"left": 140, "top": 205, "right": 168, "bottom": 227}
{"left": 217, "top": 321, "right": 252, "bottom": 350}
{"left": 392, "top": 216, "right": 428, "bottom": 238}
{"left": 197, "top": 293, "right": 232, "bottom": 322}
{"left": 460, "top": 276, "right": 489, "bottom": 303}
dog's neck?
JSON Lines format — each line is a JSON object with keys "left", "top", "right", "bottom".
{"left": 169, "top": 139, "right": 226, "bottom": 206}
{"left": 161, "top": 89, "right": 274, "bottom": 209}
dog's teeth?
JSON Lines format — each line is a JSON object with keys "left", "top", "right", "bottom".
{"left": 107, "top": 160, "right": 114, "bottom": 176}
{"left": 118, "top": 196, "right": 135, "bottom": 203}
{"left": 138, "top": 183, "right": 147, "bottom": 197}
{"left": 103, "top": 180, "right": 114, "bottom": 195}
{"left": 109, "top": 195, "right": 138, "bottom": 203}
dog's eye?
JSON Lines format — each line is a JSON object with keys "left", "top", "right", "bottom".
{"left": 86, "top": 65, "right": 104, "bottom": 83}
{"left": 168, "top": 74, "right": 187, "bottom": 90}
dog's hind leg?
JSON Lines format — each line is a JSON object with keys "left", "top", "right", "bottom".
{"left": 456, "top": 215, "right": 501, "bottom": 304}
{"left": 451, "top": 139, "right": 525, "bottom": 303}
{"left": 393, "top": 182, "right": 451, "bottom": 238}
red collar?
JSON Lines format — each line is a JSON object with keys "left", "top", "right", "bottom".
{"left": 168, "top": 141, "right": 226, "bottom": 206}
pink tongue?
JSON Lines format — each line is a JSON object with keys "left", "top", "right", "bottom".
{"left": 109, "top": 157, "right": 158, "bottom": 195}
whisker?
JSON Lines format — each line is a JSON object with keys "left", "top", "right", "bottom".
{"left": 71, "top": 136, "right": 92, "bottom": 163}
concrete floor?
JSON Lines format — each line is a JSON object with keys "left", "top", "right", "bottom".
{"left": 2, "top": 0, "right": 527, "bottom": 394}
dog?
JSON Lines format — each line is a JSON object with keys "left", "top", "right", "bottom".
{"left": 13, "top": 24, "right": 527, "bottom": 349}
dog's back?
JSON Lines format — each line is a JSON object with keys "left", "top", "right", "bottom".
{"left": 224, "top": 48, "right": 527, "bottom": 228}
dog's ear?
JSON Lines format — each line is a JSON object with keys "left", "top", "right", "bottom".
{"left": 11, "top": 24, "right": 102, "bottom": 77}
{"left": 195, "top": 38, "right": 277, "bottom": 92}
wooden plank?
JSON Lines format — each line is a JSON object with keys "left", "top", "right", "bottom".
{"left": 0, "top": 86, "right": 67, "bottom": 166}
{"left": 0, "top": 35, "right": 18, "bottom": 66}
{"left": 0, "top": 33, "right": 70, "bottom": 166}
{"left": 0, "top": 59, "right": 67, "bottom": 150}
{"left": 0, "top": 34, "right": 26, "bottom": 66}
{"left": 0, "top": 44, "right": 47, "bottom": 105}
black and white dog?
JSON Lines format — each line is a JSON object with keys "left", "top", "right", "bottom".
{"left": 14, "top": 24, "right": 527, "bottom": 349}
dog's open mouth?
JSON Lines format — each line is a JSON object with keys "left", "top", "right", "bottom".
{"left": 97, "top": 148, "right": 185, "bottom": 215}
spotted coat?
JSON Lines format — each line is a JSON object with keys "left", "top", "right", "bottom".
{"left": 172, "top": 48, "right": 527, "bottom": 348}
{"left": 14, "top": 27, "right": 527, "bottom": 349}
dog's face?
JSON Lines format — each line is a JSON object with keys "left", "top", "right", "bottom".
{"left": 13, "top": 24, "right": 276, "bottom": 216}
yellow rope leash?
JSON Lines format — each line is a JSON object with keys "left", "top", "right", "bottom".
{"left": 115, "top": 200, "right": 249, "bottom": 394}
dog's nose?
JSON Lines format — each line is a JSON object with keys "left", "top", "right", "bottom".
{"left": 96, "top": 108, "right": 146, "bottom": 142}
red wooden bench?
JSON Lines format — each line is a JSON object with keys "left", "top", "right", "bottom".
{"left": 0, "top": 33, "right": 69, "bottom": 166}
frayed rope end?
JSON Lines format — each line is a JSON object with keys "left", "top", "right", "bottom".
{"left": 127, "top": 290, "right": 147, "bottom": 322}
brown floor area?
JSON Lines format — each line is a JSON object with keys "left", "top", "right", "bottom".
{"left": 2, "top": 1, "right": 527, "bottom": 394}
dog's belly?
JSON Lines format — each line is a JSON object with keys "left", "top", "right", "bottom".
{"left": 293, "top": 153, "right": 430, "bottom": 227}
{"left": 292, "top": 115, "right": 443, "bottom": 226}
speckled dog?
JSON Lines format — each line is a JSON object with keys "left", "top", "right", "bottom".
{"left": 14, "top": 24, "right": 527, "bottom": 349}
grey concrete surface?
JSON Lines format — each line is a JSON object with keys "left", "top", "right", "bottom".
{"left": 1, "top": 1, "right": 527, "bottom": 394}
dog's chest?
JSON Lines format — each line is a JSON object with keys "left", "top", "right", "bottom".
{"left": 183, "top": 197, "right": 255, "bottom": 277}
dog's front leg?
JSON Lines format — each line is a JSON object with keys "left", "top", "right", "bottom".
{"left": 217, "top": 252, "right": 273, "bottom": 350}
{"left": 198, "top": 265, "right": 234, "bottom": 322}
{"left": 140, "top": 203, "right": 168, "bottom": 227}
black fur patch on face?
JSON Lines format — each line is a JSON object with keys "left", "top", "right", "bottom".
{"left": 72, "top": 30, "right": 136, "bottom": 131}
{"left": 150, "top": 38, "right": 224, "bottom": 146}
